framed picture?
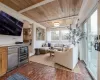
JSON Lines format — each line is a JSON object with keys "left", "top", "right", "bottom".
{"left": 36, "top": 27, "right": 45, "bottom": 40}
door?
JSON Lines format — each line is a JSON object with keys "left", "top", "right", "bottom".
{"left": 8, "top": 53, "right": 18, "bottom": 71}
{"left": 0, "top": 47, "right": 7, "bottom": 76}
{"left": 23, "top": 22, "right": 33, "bottom": 56}
{"left": 87, "top": 10, "right": 98, "bottom": 79}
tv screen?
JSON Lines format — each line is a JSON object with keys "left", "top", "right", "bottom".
{"left": 0, "top": 11, "right": 23, "bottom": 36}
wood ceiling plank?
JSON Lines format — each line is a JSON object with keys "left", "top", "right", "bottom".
{"left": 0, "top": 0, "right": 3, "bottom": 2}
{"left": 41, "top": 22, "right": 51, "bottom": 28}
{"left": 23, "top": 7, "right": 48, "bottom": 22}
{"left": 10, "top": 0, "right": 29, "bottom": 10}
{"left": 2, "top": 0, "right": 20, "bottom": 11}
{"left": 75, "top": 0, "right": 83, "bottom": 15}
{"left": 22, "top": 0, "right": 82, "bottom": 27}
{"left": 19, "top": 0, "right": 55, "bottom": 13}
{"left": 69, "top": 0, "right": 75, "bottom": 16}
{"left": 31, "top": 7, "right": 48, "bottom": 21}
{"left": 30, "top": 0, "right": 44, "bottom": 4}
{"left": 57, "top": 0, "right": 70, "bottom": 17}
{"left": 1, "top": 0, "right": 44, "bottom": 11}
{"left": 1, "top": 0, "right": 82, "bottom": 27}
{"left": 22, "top": 12, "right": 36, "bottom": 21}
{"left": 39, "top": 0, "right": 63, "bottom": 20}
{"left": 24, "top": 0, "right": 33, "bottom": 5}
{"left": 10, "top": 0, "right": 20, "bottom": 6}
{"left": 23, "top": 0, "right": 64, "bottom": 22}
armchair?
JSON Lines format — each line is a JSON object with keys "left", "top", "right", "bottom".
{"left": 54, "top": 45, "right": 78, "bottom": 70}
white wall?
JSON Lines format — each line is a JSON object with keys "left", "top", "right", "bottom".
{"left": 33, "top": 23, "right": 46, "bottom": 48}
{"left": 32, "top": 23, "right": 46, "bottom": 55}
{"left": 0, "top": 35, "right": 23, "bottom": 45}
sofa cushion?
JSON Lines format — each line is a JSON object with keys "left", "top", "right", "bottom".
{"left": 59, "top": 44, "right": 64, "bottom": 47}
{"left": 54, "top": 44, "right": 64, "bottom": 47}
{"left": 54, "top": 44, "right": 59, "bottom": 47}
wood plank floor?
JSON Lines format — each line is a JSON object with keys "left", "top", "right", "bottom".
{"left": 78, "top": 61, "right": 94, "bottom": 80}
{"left": 29, "top": 54, "right": 93, "bottom": 80}
{"left": 0, "top": 61, "right": 84, "bottom": 80}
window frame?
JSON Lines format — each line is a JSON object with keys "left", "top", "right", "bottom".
{"left": 51, "top": 30, "right": 60, "bottom": 41}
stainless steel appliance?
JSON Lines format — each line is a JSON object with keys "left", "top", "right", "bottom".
{"left": 8, "top": 45, "right": 29, "bottom": 71}
{"left": 18, "top": 46, "right": 28, "bottom": 66}
{"left": 8, "top": 46, "right": 19, "bottom": 71}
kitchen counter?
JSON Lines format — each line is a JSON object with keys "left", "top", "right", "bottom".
{"left": 0, "top": 44, "right": 29, "bottom": 76}
{"left": 0, "top": 44, "right": 28, "bottom": 47}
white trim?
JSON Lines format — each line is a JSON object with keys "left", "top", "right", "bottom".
{"left": 19, "top": 0, "right": 55, "bottom": 13}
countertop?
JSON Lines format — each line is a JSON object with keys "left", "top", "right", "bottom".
{"left": 0, "top": 44, "right": 28, "bottom": 47}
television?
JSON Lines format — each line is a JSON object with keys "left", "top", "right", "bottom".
{"left": 0, "top": 11, "right": 23, "bottom": 36}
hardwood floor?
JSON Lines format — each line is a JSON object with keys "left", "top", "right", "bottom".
{"left": 0, "top": 61, "right": 84, "bottom": 80}
{"left": 78, "top": 61, "right": 94, "bottom": 80}
{"left": 29, "top": 54, "right": 94, "bottom": 80}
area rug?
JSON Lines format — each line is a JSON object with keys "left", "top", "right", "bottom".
{"left": 7, "top": 73, "right": 29, "bottom": 80}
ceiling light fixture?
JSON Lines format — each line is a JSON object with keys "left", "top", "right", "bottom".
{"left": 54, "top": 22, "right": 60, "bottom": 27}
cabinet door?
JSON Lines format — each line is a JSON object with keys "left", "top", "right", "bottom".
{"left": 2, "top": 51, "right": 7, "bottom": 75}
{"left": 0, "top": 54, "right": 2, "bottom": 76}
{"left": 0, "top": 47, "right": 7, "bottom": 76}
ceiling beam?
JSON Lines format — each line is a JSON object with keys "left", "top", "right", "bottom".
{"left": 19, "top": 0, "right": 55, "bottom": 13}
{"left": 38, "top": 15, "right": 78, "bottom": 23}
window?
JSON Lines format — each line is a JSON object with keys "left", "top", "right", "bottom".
{"left": 51, "top": 31, "right": 59, "bottom": 40}
{"left": 87, "top": 10, "right": 98, "bottom": 79}
{"left": 82, "top": 10, "right": 98, "bottom": 79}
{"left": 61, "top": 30, "right": 69, "bottom": 40}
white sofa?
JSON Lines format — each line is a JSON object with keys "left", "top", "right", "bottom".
{"left": 42, "top": 43, "right": 68, "bottom": 51}
{"left": 54, "top": 45, "right": 78, "bottom": 70}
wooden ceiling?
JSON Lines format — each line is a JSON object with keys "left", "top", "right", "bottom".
{"left": 1, "top": 0, "right": 83, "bottom": 28}
{"left": 1, "top": 0, "right": 44, "bottom": 11}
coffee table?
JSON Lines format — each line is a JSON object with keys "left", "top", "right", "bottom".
{"left": 48, "top": 49, "right": 57, "bottom": 56}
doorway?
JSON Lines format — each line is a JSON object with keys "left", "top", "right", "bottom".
{"left": 87, "top": 10, "right": 98, "bottom": 79}
{"left": 23, "top": 21, "right": 33, "bottom": 56}
{"left": 83, "top": 10, "right": 98, "bottom": 79}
